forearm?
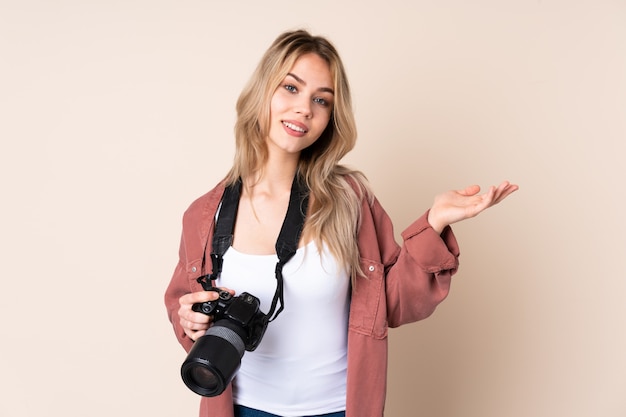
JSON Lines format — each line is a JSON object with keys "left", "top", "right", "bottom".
{"left": 164, "top": 261, "right": 195, "bottom": 352}
{"left": 386, "top": 212, "right": 460, "bottom": 327}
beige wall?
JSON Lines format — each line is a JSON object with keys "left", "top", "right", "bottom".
{"left": 1, "top": 1, "right": 624, "bottom": 416}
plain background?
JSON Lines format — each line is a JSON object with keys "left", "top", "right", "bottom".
{"left": 1, "top": 1, "right": 624, "bottom": 416}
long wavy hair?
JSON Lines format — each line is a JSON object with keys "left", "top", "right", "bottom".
{"left": 225, "top": 29, "right": 371, "bottom": 280}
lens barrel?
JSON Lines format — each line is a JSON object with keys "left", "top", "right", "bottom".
{"left": 181, "top": 320, "right": 247, "bottom": 397}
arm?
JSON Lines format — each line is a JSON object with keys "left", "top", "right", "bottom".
{"left": 164, "top": 235, "right": 202, "bottom": 352}
{"left": 384, "top": 181, "right": 518, "bottom": 327}
{"left": 384, "top": 210, "right": 460, "bottom": 327}
{"left": 164, "top": 185, "right": 231, "bottom": 352}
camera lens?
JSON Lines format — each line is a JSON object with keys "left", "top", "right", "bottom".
{"left": 181, "top": 320, "right": 247, "bottom": 397}
{"left": 188, "top": 366, "right": 219, "bottom": 392}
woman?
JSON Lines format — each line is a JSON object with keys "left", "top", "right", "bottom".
{"left": 164, "top": 29, "right": 518, "bottom": 417}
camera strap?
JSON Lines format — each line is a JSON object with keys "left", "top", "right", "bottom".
{"left": 197, "top": 175, "right": 309, "bottom": 323}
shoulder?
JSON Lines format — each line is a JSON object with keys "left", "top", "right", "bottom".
{"left": 182, "top": 180, "right": 226, "bottom": 226}
{"left": 335, "top": 166, "right": 374, "bottom": 204}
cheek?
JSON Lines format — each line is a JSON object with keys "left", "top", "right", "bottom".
{"left": 270, "top": 92, "right": 288, "bottom": 116}
{"left": 315, "top": 110, "right": 332, "bottom": 131}
{"left": 266, "top": 97, "right": 284, "bottom": 133}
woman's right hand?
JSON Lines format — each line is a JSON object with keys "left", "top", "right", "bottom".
{"left": 178, "top": 288, "right": 235, "bottom": 341}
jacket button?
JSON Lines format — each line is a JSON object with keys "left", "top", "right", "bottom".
{"left": 191, "top": 266, "right": 197, "bottom": 273}
{"left": 368, "top": 265, "right": 375, "bottom": 272}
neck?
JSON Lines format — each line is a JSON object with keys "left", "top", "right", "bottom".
{"left": 246, "top": 152, "right": 300, "bottom": 196}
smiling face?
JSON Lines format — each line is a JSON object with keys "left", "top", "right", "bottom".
{"left": 266, "top": 53, "right": 334, "bottom": 158}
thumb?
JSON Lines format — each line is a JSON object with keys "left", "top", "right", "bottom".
{"left": 459, "top": 184, "right": 481, "bottom": 196}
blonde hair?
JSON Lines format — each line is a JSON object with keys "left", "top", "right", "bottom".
{"left": 225, "top": 30, "right": 371, "bottom": 280}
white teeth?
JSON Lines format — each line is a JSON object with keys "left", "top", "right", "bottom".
{"left": 283, "top": 121, "right": 306, "bottom": 133}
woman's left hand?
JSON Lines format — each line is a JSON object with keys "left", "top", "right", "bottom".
{"left": 427, "top": 181, "right": 519, "bottom": 234}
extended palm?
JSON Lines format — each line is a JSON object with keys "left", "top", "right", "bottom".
{"left": 427, "top": 181, "right": 519, "bottom": 234}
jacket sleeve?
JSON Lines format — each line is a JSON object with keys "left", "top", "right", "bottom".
{"left": 164, "top": 232, "right": 196, "bottom": 353}
{"left": 164, "top": 184, "right": 224, "bottom": 353}
{"left": 367, "top": 198, "right": 460, "bottom": 328}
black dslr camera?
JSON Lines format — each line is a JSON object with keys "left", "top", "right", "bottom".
{"left": 181, "top": 286, "right": 268, "bottom": 397}
{"left": 191, "top": 287, "right": 268, "bottom": 351}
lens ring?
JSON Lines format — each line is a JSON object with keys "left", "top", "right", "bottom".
{"left": 205, "top": 325, "right": 246, "bottom": 355}
{"left": 180, "top": 322, "right": 246, "bottom": 397}
{"left": 181, "top": 359, "right": 225, "bottom": 397}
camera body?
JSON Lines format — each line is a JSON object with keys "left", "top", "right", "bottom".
{"left": 181, "top": 287, "right": 269, "bottom": 397}
{"left": 192, "top": 288, "right": 267, "bottom": 351}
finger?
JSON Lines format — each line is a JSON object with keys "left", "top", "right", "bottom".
{"left": 483, "top": 181, "right": 512, "bottom": 205}
{"left": 185, "top": 328, "right": 208, "bottom": 342}
{"left": 178, "top": 296, "right": 213, "bottom": 325}
{"left": 459, "top": 185, "right": 481, "bottom": 196}
{"left": 479, "top": 185, "right": 497, "bottom": 205}
{"left": 179, "top": 290, "right": 218, "bottom": 307}
{"left": 182, "top": 306, "right": 213, "bottom": 322}
{"left": 178, "top": 310, "right": 212, "bottom": 335}
{"left": 492, "top": 183, "right": 519, "bottom": 205}
{"left": 464, "top": 186, "right": 496, "bottom": 217}
{"left": 489, "top": 183, "right": 507, "bottom": 204}
{"left": 180, "top": 314, "right": 211, "bottom": 329}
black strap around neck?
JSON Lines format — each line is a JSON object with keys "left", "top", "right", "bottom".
{"left": 197, "top": 175, "right": 309, "bottom": 322}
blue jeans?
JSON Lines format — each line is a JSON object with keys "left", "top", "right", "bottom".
{"left": 234, "top": 404, "right": 345, "bottom": 417}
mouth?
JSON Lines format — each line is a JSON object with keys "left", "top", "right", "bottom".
{"left": 282, "top": 121, "right": 308, "bottom": 134}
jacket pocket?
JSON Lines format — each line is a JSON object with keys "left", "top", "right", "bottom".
{"left": 348, "top": 257, "right": 388, "bottom": 339}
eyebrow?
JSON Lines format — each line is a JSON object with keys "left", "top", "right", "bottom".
{"left": 286, "top": 72, "right": 334, "bottom": 95}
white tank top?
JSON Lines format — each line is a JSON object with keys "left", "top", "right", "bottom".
{"left": 216, "top": 241, "right": 350, "bottom": 416}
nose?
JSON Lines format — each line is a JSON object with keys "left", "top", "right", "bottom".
{"left": 294, "top": 97, "right": 312, "bottom": 118}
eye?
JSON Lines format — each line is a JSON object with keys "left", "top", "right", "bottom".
{"left": 314, "top": 97, "right": 330, "bottom": 107}
{"left": 284, "top": 84, "right": 297, "bottom": 93}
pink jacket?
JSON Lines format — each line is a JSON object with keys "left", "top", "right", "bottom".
{"left": 164, "top": 180, "right": 460, "bottom": 417}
